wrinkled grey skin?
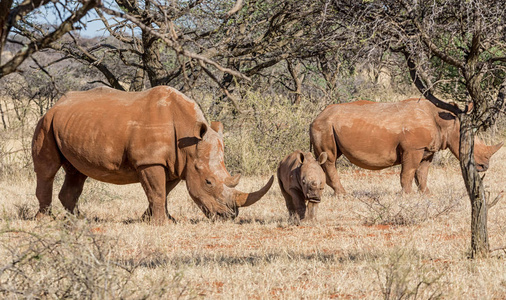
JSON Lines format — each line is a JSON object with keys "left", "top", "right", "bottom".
{"left": 277, "top": 150, "right": 327, "bottom": 224}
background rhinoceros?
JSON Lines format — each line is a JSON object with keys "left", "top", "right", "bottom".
{"left": 310, "top": 98, "right": 502, "bottom": 194}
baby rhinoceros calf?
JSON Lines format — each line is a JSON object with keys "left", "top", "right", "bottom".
{"left": 277, "top": 150, "right": 328, "bottom": 224}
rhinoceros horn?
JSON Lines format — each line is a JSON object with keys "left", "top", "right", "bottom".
{"left": 235, "top": 176, "right": 274, "bottom": 207}
{"left": 488, "top": 142, "right": 503, "bottom": 156}
{"left": 225, "top": 174, "right": 241, "bottom": 188}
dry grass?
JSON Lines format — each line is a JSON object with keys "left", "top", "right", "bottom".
{"left": 1, "top": 92, "right": 506, "bottom": 299}
{"left": 1, "top": 148, "right": 506, "bottom": 299}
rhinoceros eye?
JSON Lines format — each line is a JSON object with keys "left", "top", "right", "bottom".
{"left": 205, "top": 178, "right": 215, "bottom": 187}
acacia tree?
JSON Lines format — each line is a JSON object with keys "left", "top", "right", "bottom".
{"left": 0, "top": 0, "right": 100, "bottom": 78}
{"left": 35, "top": 0, "right": 348, "bottom": 109}
{"left": 333, "top": 0, "right": 506, "bottom": 258}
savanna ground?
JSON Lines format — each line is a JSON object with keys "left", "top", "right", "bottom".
{"left": 1, "top": 92, "right": 506, "bottom": 299}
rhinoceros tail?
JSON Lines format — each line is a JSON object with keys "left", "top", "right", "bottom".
{"left": 32, "top": 114, "right": 63, "bottom": 176}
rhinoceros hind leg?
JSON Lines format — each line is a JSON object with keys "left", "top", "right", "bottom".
{"left": 59, "top": 163, "right": 88, "bottom": 215}
{"left": 321, "top": 159, "right": 346, "bottom": 195}
{"left": 33, "top": 123, "right": 63, "bottom": 219}
{"left": 138, "top": 165, "right": 168, "bottom": 225}
{"left": 312, "top": 127, "right": 346, "bottom": 195}
{"left": 35, "top": 174, "right": 59, "bottom": 219}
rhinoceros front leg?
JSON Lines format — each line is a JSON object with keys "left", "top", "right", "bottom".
{"left": 141, "top": 178, "right": 179, "bottom": 222}
{"left": 279, "top": 184, "right": 299, "bottom": 224}
{"left": 287, "top": 189, "right": 307, "bottom": 225}
{"left": 414, "top": 154, "right": 434, "bottom": 194}
{"left": 400, "top": 150, "right": 424, "bottom": 193}
{"left": 306, "top": 202, "right": 319, "bottom": 221}
{"left": 138, "top": 165, "right": 169, "bottom": 225}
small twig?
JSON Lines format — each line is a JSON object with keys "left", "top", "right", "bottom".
{"left": 489, "top": 246, "right": 506, "bottom": 253}
{"left": 223, "top": 0, "right": 243, "bottom": 19}
{"left": 487, "top": 191, "right": 503, "bottom": 209}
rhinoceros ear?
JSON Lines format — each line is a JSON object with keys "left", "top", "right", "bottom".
{"left": 318, "top": 152, "right": 328, "bottom": 165}
{"left": 194, "top": 122, "right": 208, "bottom": 140}
{"left": 211, "top": 121, "right": 224, "bottom": 138}
{"left": 296, "top": 152, "right": 304, "bottom": 165}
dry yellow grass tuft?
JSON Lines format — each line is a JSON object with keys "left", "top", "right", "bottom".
{"left": 1, "top": 148, "right": 506, "bottom": 299}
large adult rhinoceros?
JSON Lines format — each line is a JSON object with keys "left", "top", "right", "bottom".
{"left": 32, "top": 86, "right": 274, "bottom": 223}
{"left": 310, "top": 98, "right": 503, "bottom": 194}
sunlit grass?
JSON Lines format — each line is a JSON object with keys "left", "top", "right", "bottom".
{"left": 1, "top": 92, "right": 506, "bottom": 298}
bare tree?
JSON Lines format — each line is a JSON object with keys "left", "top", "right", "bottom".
{"left": 0, "top": 0, "right": 100, "bottom": 78}
{"left": 33, "top": 0, "right": 348, "bottom": 107}
{"left": 332, "top": 0, "right": 506, "bottom": 258}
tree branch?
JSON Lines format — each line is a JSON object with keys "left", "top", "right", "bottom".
{"left": 100, "top": 6, "right": 251, "bottom": 82}
{"left": 223, "top": 0, "right": 243, "bottom": 19}
{"left": 199, "top": 60, "right": 241, "bottom": 112}
{"left": 0, "top": 0, "right": 100, "bottom": 78}
{"left": 399, "top": 49, "right": 464, "bottom": 115}
{"left": 411, "top": 18, "right": 465, "bottom": 69}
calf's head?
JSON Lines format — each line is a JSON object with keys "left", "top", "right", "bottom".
{"left": 298, "top": 151, "right": 327, "bottom": 203}
{"left": 183, "top": 121, "right": 273, "bottom": 219}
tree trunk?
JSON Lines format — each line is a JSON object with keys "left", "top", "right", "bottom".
{"left": 459, "top": 113, "right": 489, "bottom": 258}
{"left": 142, "top": 32, "right": 169, "bottom": 87}
{"left": 286, "top": 59, "right": 303, "bottom": 105}
{"left": 130, "top": 68, "right": 145, "bottom": 91}
{"left": 0, "top": 100, "right": 7, "bottom": 129}
{"left": 0, "top": 0, "right": 13, "bottom": 64}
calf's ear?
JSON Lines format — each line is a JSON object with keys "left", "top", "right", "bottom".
{"left": 318, "top": 152, "right": 328, "bottom": 165}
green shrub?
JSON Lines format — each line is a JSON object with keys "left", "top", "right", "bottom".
{"left": 199, "top": 91, "right": 331, "bottom": 175}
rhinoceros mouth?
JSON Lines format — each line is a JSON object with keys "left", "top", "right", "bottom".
{"left": 199, "top": 202, "right": 238, "bottom": 220}
{"left": 307, "top": 197, "right": 321, "bottom": 203}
